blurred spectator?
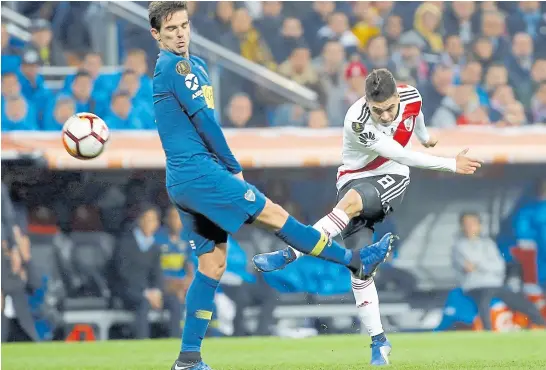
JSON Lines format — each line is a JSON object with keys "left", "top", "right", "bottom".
{"left": 1, "top": 183, "right": 17, "bottom": 250}
{"left": 55, "top": 3, "right": 93, "bottom": 65}
{"left": 1, "top": 228, "right": 41, "bottom": 342}
{"left": 18, "top": 50, "right": 51, "bottom": 121}
{"left": 156, "top": 206, "right": 195, "bottom": 338}
{"left": 481, "top": 11, "right": 510, "bottom": 62}
{"left": 506, "top": 1, "right": 542, "bottom": 39}
{"left": 255, "top": 1, "right": 285, "bottom": 62}
{"left": 363, "top": 35, "right": 394, "bottom": 71}
{"left": 465, "top": 106, "right": 491, "bottom": 126}
{"left": 303, "top": 1, "right": 336, "bottom": 56}
{"left": 307, "top": 108, "right": 329, "bottom": 129}
{"left": 516, "top": 58, "right": 546, "bottom": 109}
{"left": 69, "top": 70, "right": 95, "bottom": 113}
{"left": 115, "top": 70, "right": 154, "bottom": 126}
{"left": 201, "top": 1, "right": 235, "bottom": 41}
{"left": 430, "top": 84, "right": 480, "bottom": 127}
{"left": 420, "top": 64, "right": 454, "bottom": 120}
{"left": 223, "top": 93, "right": 260, "bottom": 128}
{"left": 459, "top": 61, "right": 488, "bottom": 106}
{"left": 343, "top": 61, "right": 367, "bottom": 109}
{"left": 278, "top": 41, "right": 327, "bottom": 106}
{"left": 1, "top": 73, "right": 22, "bottom": 101}
{"left": 63, "top": 52, "right": 109, "bottom": 96}
{"left": 317, "top": 12, "right": 359, "bottom": 58}
{"left": 483, "top": 64, "right": 509, "bottom": 96}
{"left": 441, "top": 35, "right": 466, "bottom": 74}
{"left": 222, "top": 8, "right": 276, "bottom": 70}
{"left": 272, "top": 104, "right": 307, "bottom": 127}
{"left": 444, "top": 2, "right": 479, "bottom": 46}
{"left": 220, "top": 237, "right": 279, "bottom": 337}
{"left": 383, "top": 15, "right": 404, "bottom": 48}
{"left": 391, "top": 33, "right": 428, "bottom": 86}
{"left": 452, "top": 212, "right": 546, "bottom": 330}
{"left": 273, "top": 17, "right": 305, "bottom": 63}
{"left": 1, "top": 96, "right": 38, "bottom": 132}
{"left": 411, "top": 3, "right": 444, "bottom": 54}
{"left": 472, "top": 36, "right": 496, "bottom": 71}
{"left": 1, "top": 24, "right": 22, "bottom": 73}
{"left": 112, "top": 204, "right": 168, "bottom": 339}
{"left": 506, "top": 33, "right": 535, "bottom": 92}
{"left": 25, "top": 19, "right": 65, "bottom": 66}
{"left": 103, "top": 92, "right": 147, "bottom": 130}
{"left": 497, "top": 101, "right": 528, "bottom": 126}
{"left": 489, "top": 84, "right": 517, "bottom": 122}
{"left": 351, "top": 2, "right": 381, "bottom": 50}
{"left": 42, "top": 95, "right": 75, "bottom": 131}
{"left": 313, "top": 41, "right": 347, "bottom": 125}
{"left": 531, "top": 83, "right": 546, "bottom": 123}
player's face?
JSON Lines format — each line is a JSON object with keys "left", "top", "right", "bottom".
{"left": 152, "top": 10, "right": 190, "bottom": 57}
{"left": 368, "top": 94, "right": 400, "bottom": 125}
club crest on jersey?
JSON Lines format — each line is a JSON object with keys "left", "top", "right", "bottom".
{"left": 176, "top": 60, "right": 191, "bottom": 76}
{"left": 244, "top": 189, "right": 256, "bottom": 202}
{"left": 404, "top": 117, "right": 414, "bottom": 131}
{"left": 358, "top": 131, "right": 376, "bottom": 147}
{"left": 352, "top": 121, "right": 364, "bottom": 133}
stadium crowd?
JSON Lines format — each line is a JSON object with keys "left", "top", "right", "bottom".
{"left": 2, "top": 1, "right": 546, "bottom": 131}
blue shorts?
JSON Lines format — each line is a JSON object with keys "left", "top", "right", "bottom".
{"left": 168, "top": 169, "right": 267, "bottom": 256}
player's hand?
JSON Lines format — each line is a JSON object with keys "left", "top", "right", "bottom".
{"left": 422, "top": 136, "right": 438, "bottom": 148}
{"left": 455, "top": 148, "right": 483, "bottom": 175}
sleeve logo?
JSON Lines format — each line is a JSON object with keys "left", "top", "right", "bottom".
{"left": 185, "top": 73, "right": 199, "bottom": 91}
{"left": 358, "top": 131, "right": 376, "bottom": 147}
{"left": 351, "top": 121, "right": 364, "bottom": 133}
{"left": 176, "top": 60, "right": 191, "bottom": 76}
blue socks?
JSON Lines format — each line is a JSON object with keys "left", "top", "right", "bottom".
{"left": 275, "top": 215, "right": 355, "bottom": 267}
{"left": 181, "top": 271, "right": 219, "bottom": 354}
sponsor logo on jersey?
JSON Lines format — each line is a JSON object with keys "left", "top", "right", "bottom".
{"left": 352, "top": 121, "right": 364, "bottom": 133}
{"left": 176, "top": 60, "right": 191, "bottom": 76}
{"left": 185, "top": 73, "right": 199, "bottom": 91}
{"left": 359, "top": 131, "right": 377, "bottom": 147}
{"left": 192, "top": 90, "right": 203, "bottom": 99}
{"left": 404, "top": 117, "right": 414, "bottom": 131}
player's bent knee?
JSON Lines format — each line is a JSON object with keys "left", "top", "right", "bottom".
{"left": 337, "top": 189, "right": 364, "bottom": 218}
{"left": 253, "top": 199, "right": 289, "bottom": 231}
{"left": 198, "top": 243, "right": 227, "bottom": 280}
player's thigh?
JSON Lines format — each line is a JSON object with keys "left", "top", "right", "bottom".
{"left": 175, "top": 206, "right": 227, "bottom": 258}
{"left": 169, "top": 171, "right": 267, "bottom": 234}
{"left": 337, "top": 175, "right": 409, "bottom": 238}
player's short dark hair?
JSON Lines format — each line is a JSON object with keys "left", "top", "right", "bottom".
{"left": 149, "top": 1, "right": 188, "bottom": 30}
{"left": 365, "top": 69, "right": 397, "bottom": 103}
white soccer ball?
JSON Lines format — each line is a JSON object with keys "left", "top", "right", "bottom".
{"left": 62, "top": 112, "right": 110, "bottom": 160}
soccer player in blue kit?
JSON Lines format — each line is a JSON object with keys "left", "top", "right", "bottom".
{"left": 149, "top": 2, "right": 396, "bottom": 369}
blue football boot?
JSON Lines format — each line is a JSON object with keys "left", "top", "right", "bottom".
{"left": 252, "top": 247, "right": 297, "bottom": 272}
{"left": 370, "top": 339, "right": 392, "bottom": 366}
{"left": 171, "top": 360, "right": 212, "bottom": 370}
{"left": 356, "top": 232, "right": 397, "bottom": 279}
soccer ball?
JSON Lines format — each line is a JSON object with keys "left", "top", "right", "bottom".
{"left": 62, "top": 113, "right": 110, "bottom": 160}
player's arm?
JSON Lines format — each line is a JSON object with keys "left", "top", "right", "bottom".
{"left": 414, "top": 111, "right": 437, "bottom": 148}
{"left": 358, "top": 126, "right": 456, "bottom": 172}
{"left": 170, "top": 60, "right": 242, "bottom": 175}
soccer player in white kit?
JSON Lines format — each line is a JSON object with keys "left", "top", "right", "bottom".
{"left": 253, "top": 69, "right": 482, "bottom": 366}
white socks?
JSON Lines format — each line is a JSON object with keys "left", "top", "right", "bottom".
{"left": 289, "top": 208, "right": 350, "bottom": 258}
{"left": 351, "top": 277, "right": 384, "bottom": 336}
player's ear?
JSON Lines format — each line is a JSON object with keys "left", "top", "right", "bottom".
{"left": 150, "top": 28, "right": 161, "bottom": 42}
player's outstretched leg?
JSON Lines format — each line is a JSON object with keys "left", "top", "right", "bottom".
{"left": 253, "top": 198, "right": 394, "bottom": 279}
{"left": 253, "top": 187, "right": 391, "bottom": 277}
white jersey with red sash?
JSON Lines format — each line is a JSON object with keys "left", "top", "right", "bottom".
{"left": 336, "top": 84, "right": 455, "bottom": 190}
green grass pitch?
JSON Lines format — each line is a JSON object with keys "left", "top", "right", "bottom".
{"left": 2, "top": 331, "right": 546, "bottom": 369}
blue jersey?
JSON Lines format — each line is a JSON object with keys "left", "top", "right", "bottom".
{"left": 154, "top": 49, "right": 236, "bottom": 187}
{"left": 156, "top": 227, "right": 196, "bottom": 279}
